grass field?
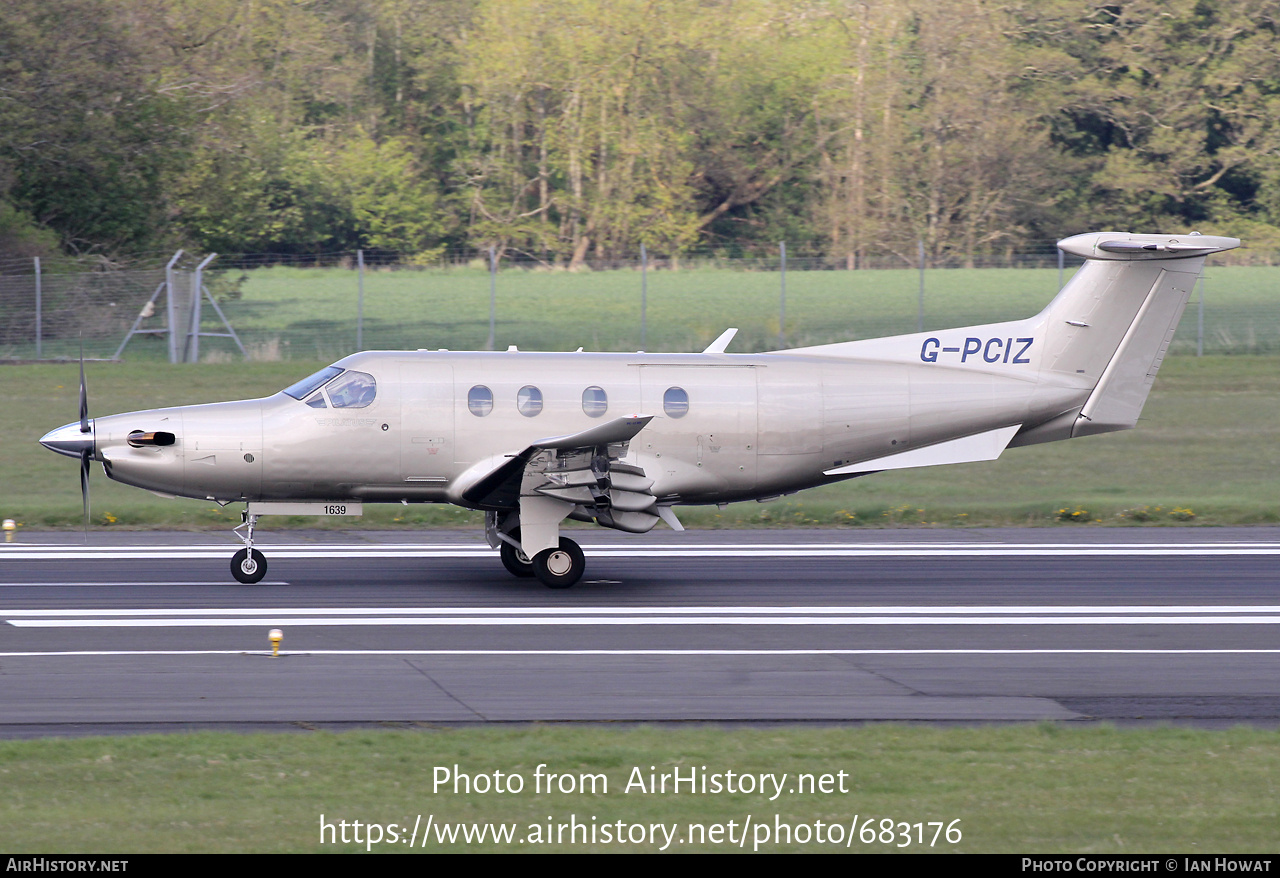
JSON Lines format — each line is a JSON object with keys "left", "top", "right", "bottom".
{"left": 4, "top": 355, "right": 1279, "bottom": 531}
{"left": 9, "top": 262, "right": 1280, "bottom": 361}
{"left": 2, "top": 724, "right": 1277, "bottom": 853}
{"left": 215, "top": 263, "right": 1280, "bottom": 360}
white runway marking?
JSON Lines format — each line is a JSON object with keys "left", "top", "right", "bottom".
{"left": 4, "top": 541, "right": 1280, "bottom": 561}
{"left": 2, "top": 648, "right": 1279, "bottom": 658}
{"left": 0, "top": 582, "right": 291, "bottom": 588}
{"left": 8, "top": 604, "right": 1280, "bottom": 615}
{"left": 8, "top": 605, "right": 1280, "bottom": 628}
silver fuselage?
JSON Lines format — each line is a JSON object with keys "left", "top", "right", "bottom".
{"left": 82, "top": 345, "right": 1085, "bottom": 507}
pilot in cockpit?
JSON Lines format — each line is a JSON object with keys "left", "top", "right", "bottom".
{"left": 327, "top": 371, "right": 377, "bottom": 408}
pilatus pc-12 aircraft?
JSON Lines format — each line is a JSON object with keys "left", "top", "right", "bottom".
{"left": 40, "top": 231, "right": 1238, "bottom": 587}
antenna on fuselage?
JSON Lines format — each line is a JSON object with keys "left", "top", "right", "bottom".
{"left": 702, "top": 328, "right": 738, "bottom": 354}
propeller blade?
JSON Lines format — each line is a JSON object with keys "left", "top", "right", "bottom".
{"left": 80, "top": 448, "right": 91, "bottom": 541}
{"left": 78, "top": 341, "right": 89, "bottom": 434}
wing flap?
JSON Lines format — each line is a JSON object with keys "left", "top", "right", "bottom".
{"left": 459, "top": 415, "right": 653, "bottom": 509}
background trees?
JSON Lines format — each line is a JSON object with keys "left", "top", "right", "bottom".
{"left": 2, "top": 0, "right": 1277, "bottom": 263}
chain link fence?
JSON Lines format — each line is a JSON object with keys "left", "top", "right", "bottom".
{"left": 1, "top": 247, "right": 1276, "bottom": 362}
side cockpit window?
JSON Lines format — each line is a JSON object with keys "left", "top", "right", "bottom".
{"left": 283, "top": 366, "right": 343, "bottom": 401}
{"left": 283, "top": 365, "right": 376, "bottom": 408}
{"left": 326, "top": 370, "right": 377, "bottom": 408}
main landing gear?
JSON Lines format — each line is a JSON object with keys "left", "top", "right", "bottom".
{"left": 499, "top": 527, "right": 536, "bottom": 578}
{"left": 491, "top": 517, "right": 587, "bottom": 589}
{"left": 231, "top": 511, "right": 268, "bottom": 584}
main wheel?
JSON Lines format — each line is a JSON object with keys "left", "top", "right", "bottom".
{"left": 532, "top": 538, "right": 585, "bottom": 589}
{"left": 499, "top": 527, "right": 536, "bottom": 578}
{"left": 231, "top": 547, "right": 267, "bottom": 584}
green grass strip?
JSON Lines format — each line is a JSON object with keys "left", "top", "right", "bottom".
{"left": 1, "top": 725, "right": 1277, "bottom": 852}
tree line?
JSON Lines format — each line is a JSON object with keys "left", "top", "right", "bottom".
{"left": 2, "top": 0, "right": 1278, "bottom": 268}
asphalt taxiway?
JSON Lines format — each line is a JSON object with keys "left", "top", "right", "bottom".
{"left": 1, "top": 527, "right": 1278, "bottom": 734}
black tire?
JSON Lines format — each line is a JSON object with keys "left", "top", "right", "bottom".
{"left": 500, "top": 527, "right": 536, "bottom": 578}
{"left": 231, "top": 547, "right": 267, "bottom": 584}
{"left": 533, "top": 538, "right": 585, "bottom": 589}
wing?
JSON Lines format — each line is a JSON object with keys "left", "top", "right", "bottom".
{"left": 456, "top": 415, "right": 665, "bottom": 533}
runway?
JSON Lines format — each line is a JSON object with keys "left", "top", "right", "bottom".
{"left": 1, "top": 527, "right": 1278, "bottom": 734}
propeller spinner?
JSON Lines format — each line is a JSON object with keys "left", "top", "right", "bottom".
{"left": 38, "top": 349, "right": 96, "bottom": 537}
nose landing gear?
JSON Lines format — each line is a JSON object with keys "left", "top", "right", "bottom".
{"left": 231, "top": 512, "right": 268, "bottom": 584}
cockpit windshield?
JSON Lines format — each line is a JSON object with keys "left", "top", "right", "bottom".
{"left": 282, "top": 366, "right": 343, "bottom": 400}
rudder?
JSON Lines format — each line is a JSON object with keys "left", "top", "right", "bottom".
{"left": 1044, "top": 231, "right": 1238, "bottom": 437}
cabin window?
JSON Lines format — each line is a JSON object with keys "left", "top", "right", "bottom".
{"left": 582, "top": 386, "right": 608, "bottom": 418}
{"left": 663, "top": 386, "right": 689, "bottom": 418}
{"left": 517, "top": 385, "right": 543, "bottom": 417}
{"left": 468, "top": 385, "right": 494, "bottom": 417}
{"left": 282, "top": 365, "right": 343, "bottom": 400}
{"left": 327, "top": 370, "right": 377, "bottom": 408}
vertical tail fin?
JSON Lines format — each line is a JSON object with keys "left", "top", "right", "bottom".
{"left": 1044, "top": 232, "right": 1238, "bottom": 437}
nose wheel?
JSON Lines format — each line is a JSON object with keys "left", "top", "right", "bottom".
{"left": 231, "top": 547, "right": 267, "bottom": 584}
{"left": 230, "top": 510, "right": 267, "bottom": 583}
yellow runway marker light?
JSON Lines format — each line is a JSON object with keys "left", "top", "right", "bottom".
{"left": 269, "top": 628, "right": 283, "bottom": 657}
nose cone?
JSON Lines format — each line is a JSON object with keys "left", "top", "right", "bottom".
{"left": 40, "top": 421, "right": 95, "bottom": 459}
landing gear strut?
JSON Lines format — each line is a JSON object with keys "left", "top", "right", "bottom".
{"left": 231, "top": 511, "right": 268, "bottom": 584}
{"left": 489, "top": 513, "right": 586, "bottom": 588}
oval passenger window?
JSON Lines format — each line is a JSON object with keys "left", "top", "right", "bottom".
{"left": 663, "top": 386, "right": 689, "bottom": 418}
{"left": 517, "top": 385, "right": 543, "bottom": 417}
{"left": 581, "top": 386, "right": 608, "bottom": 418}
{"left": 468, "top": 385, "right": 494, "bottom": 417}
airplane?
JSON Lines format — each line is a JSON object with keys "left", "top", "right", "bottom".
{"left": 38, "top": 231, "right": 1238, "bottom": 588}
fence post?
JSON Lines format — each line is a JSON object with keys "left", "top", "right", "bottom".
{"left": 1197, "top": 274, "right": 1205, "bottom": 357}
{"left": 486, "top": 246, "right": 496, "bottom": 351}
{"left": 779, "top": 241, "right": 786, "bottom": 349}
{"left": 165, "top": 250, "right": 183, "bottom": 364}
{"left": 357, "top": 249, "right": 365, "bottom": 352}
{"left": 188, "top": 253, "right": 217, "bottom": 363}
{"left": 640, "top": 243, "right": 648, "bottom": 351}
{"left": 917, "top": 239, "right": 925, "bottom": 332}
{"left": 34, "top": 256, "right": 41, "bottom": 359}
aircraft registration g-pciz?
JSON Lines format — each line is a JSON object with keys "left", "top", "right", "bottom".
{"left": 39, "top": 231, "right": 1238, "bottom": 587}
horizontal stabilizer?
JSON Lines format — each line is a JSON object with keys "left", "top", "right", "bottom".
{"left": 824, "top": 425, "right": 1022, "bottom": 476}
{"left": 1058, "top": 232, "right": 1239, "bottom": 261}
